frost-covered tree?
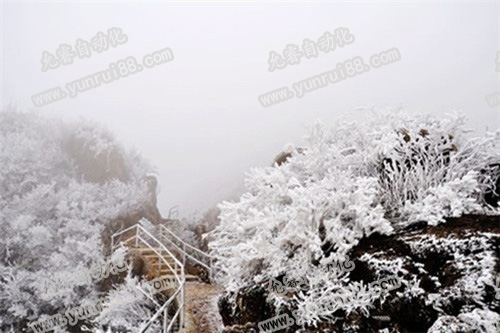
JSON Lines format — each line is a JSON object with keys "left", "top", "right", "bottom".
{"left": 0, "top": 110, "right": 154, "bottom": 332}
{"left": 208, "top": 111, "right": 499, "bottom": 325}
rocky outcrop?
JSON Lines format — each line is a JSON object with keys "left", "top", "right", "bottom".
{"left": 101, "top": 175, "right": 162, "bottom": 255}
{"left": 219, "top": 214, "right": 500, "bottom": 332}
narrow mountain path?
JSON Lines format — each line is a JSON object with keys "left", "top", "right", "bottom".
{"left": 183, "top": 282, "right": 224, "bottom": 333}
{"left": 112, "top": 225, "right": 222, "bottom": 332}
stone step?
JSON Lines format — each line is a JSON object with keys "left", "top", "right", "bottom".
{"left": 171, "top": 274, "right": 199, "bottom": 282}
{"left": 140, "top": 254, "right": 180, "bottom": 264}
{"left": 131, "top": 248, "right": 168, "bottom": 255}
{"left": 130, "top": 246, "right": 198, "bottom": 282}
{"left": 158, "top": 267, "right": 185, "bottom": 275}
{"left": 157, "top": 266, "right": 191, "bottom": 275}
{"left": 145, "top": 261, "right": 182, "bottom": 270}
{"left": 131, "top": 249, "right": 181, "bottom": 262}
{"left": 137, "top": 254, "right": 181, "bottom": 263}
{"left": 113, "top": 228, "right": 220, "bottom": 333}
{"left": 142, "top": 254, "right": 178, "bottom": 262}
{"left": 149, "top": 272, "right": 198, "bottom": 282}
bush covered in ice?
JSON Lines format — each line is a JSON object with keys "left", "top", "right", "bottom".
{"left": 208, "top": 111, "right": 499, "bottom": 326}
{"left": 0, "top": 110, "right": 154, "bottom": 332}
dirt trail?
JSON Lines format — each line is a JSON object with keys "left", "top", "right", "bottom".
{"left": 182, "top": 282, "right": 223, "bottom": 333}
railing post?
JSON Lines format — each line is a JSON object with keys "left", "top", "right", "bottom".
{"left": 182, "top": 243, "right": 186, "bottom": 272}
{"left": 209, "top": 257, "right": 213, "bottom": 281}
{"left": 181, "top": 271, "right": 185, "bottom": 329}
{"left": 163, "top": 304, "right": 168, "bottom": 332}
{"left": 181, "top": 244, "right": 186, "bottom": 327}
{"left": 135, "top": 226, "right": 139, "bottom": 247}
{"left": 158, "top": 251, "right": 161, "bottom": 273}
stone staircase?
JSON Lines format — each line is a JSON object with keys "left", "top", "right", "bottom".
{"left": 129, "top": 246, "right": 199, "bottom": 282}
{"left": 111, "top": 222, "right": 221, "bottom": 333}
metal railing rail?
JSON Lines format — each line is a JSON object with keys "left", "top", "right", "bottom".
{"left": 157, "top": 227, "right": 210, "bottom": 269}
{"left": 111, "top": 224, "right": 185, "bottom": 332}
{"left": 112, "top": 225, "right": 184, "bottom": 275}
{"left": 140, "top": 287, "right": 183, "bottom": 332}
{"left": 157, "top": 224, "right": 214, "bottom": 279}
{"left": 159, "top": 224, "right": 213, "bottom": 260}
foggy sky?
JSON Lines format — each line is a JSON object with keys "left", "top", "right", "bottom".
{"left": 1, "top": 1, "right": 499, "bottom": 217}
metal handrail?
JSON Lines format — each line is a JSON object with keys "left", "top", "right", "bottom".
{"left": 135, "top": 285, "right": 162, "bottom": 308}
{"left": 157, "top": 224, "right": 214, "bottom": 281}
{"left": 140, "top": 287, "right": 182, "bottom": 332}
{"left": 141, "top": 285, "right": 183, "bottom": 333}
{"left": 110, "top": 222, "right": 215, "bottom": 332}
{"left": 157, "top": 227, "right": 211, "bottom": 272}
{"left": 135, "top": 234, "right": 184, "bottom": 331}
{"left": 136, "top": 235, "right": 183, "bottom": 285}
{"left": 110, "top": 224, "right": 185, "bottom": 332}
{"left": 112, "top": 225, "right": 184, "bottom": 270}
{"left": 111, "top": 223, "right": 138, "bottom": 249}
{"left": 158, "top": 224, "right": 213, "bottom": 261}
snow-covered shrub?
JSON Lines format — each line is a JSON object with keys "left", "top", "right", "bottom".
{"left": 162, "top": 217, "right": 199, "bottom": 248}
{"left": 375, "top": 113, "right": 498, "bottom": 223}
{"left": 208, "top": 110, "right": 499, "bottom": 326}
{"left": 63, "top": 119, "right": 153, "bottom": 184}
{"left": 0, "top": 110, "right": 153, "bottom": 332}
{"left": 161, "top": 208, "right": 222, "bottom": 254}
{"left": 93, "top": 274, "right": 161, "bottom": 332}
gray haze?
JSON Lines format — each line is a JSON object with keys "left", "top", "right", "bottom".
{"left": 1, "top": 1, "right": 500, "bottom": 217}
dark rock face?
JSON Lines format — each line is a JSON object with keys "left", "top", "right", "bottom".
{"left": 273, "top": 148, "right": 305, "bottom": 166}
{"left": 101, "top": 175, "right": 162, "bottom": 255}
{"left": 219, "top": 215, "right": 500, "bottom": 332}
{"left": 274, "top": 151, "right": 293, "bottom": 167}
{"left": 219, "top": 286, "right": 274, "bottom": 329}
{"left": 143, "top": 175, "right": 162, "bottom": 223}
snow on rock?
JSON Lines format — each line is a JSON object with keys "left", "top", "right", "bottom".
{"left": 209, "top": 111, "right": 500, "bottom": 332}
